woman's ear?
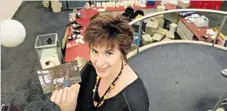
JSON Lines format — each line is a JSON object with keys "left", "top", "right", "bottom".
{"left": 120, "top": 53, "right": 124, "bottom": 60}
{"left": 121, "top": 54, "right": 127, "bottom": 65}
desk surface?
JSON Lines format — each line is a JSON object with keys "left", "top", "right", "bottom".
{"left": 97, "top": 2, "right": 160, "bottom": 12}
{"left": 64, "top": 8, "right": 99, "bottom": 62}
{"left": 180, "top": 18, "right": 209, "bottom": 41}
{"left": 180, "top": 18, "right": 225, "bottom": 46}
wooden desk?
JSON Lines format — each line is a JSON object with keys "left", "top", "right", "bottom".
{"left": 63, "top": 27, "right": 90, "bottom": 62}
{"left": 63, "top": 8, "right": 99, "bottom": 62}
{"left": 177, "top": 17, "right": 225, "bottom": 46}
{"left": 164, "top": 3, "right": 226, "bottom": 46}
{"left": 180, "top": 17, "right": 209, "bottom": 41}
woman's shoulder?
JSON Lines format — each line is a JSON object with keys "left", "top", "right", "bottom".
{"left": 80, "top": 61, "right": 96, "bottom": 82}
{"left": 123, "top": 77, "right": 148, "bottom": 97}
{"left": 121, "top": 65, "right": 147, "bottom": 97}
{"left": 121, "top": 77, "right": 150, "bottom": 110}
{"left": 80, "top": 61, "right": 95, "bottom": 74}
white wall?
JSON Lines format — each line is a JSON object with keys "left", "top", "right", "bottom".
{"left": 0, "top": 0, "right": 23, "bottom": 21}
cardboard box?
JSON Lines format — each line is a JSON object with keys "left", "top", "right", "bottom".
{"left": 146, "top": 21, "right": 159, "bottom": 36}
{"left": 146, "top": 21, "right": 159, "bottom": 29}
{"left": 153, "top": 33, "right": 164, "bottom": 42}
{"left": 156, "top": 28, "right": 168, "bottom": 36}
{"left": 151, "top": 16, "right": 164, "bottom": 28}
{"left": 169, "top": 23, "right": 178, "bottom": 32}
{"left": 166, "top": 31, "right": 175, "bottom": 39}
{"left": 142, "top": 34, "right": 153, "bottom": 45}
{"left": 177, "top": 0, "right": 190, "bottom": 8}
{"left": 157, "top": 5, "right": 165, "bottom": 11}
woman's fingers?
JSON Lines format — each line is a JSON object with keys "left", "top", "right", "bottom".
{"left": 61, "top": 87, "right": 69, "bottom": 103}
{"left": 55, "top": 89, "right": 63, "bottom": 104}
{"left": 70, "top": 89, "right": 77, "bottom": 103}
{"left": 50, "top": 90, "right": 58, "bottom": 102}
{"left": 50, "top": 84, "right": 80, "bottom": 107}
{"left": 70, "top": 84, "right": 80, "bottom": 92}
{"left": 66, "top": 88, "right": 71, "bottom": 104}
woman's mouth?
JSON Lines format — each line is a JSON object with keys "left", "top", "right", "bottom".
{"left": 96, "top": 67, "right": 108, "bottom": 73}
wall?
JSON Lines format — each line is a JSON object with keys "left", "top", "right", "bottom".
{"left": 0, "top": 0, "right": 23, "bottom": 21}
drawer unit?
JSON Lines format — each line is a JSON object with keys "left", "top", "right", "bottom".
{"left": 178, "top": 20, "right": 187, "bottom": 32}
{"left": 177, "top": 20, "right": 195, "bottom": 40}
{"left": 184, "top": 28, "right": 194, "bottom": 40}
{"left": 177, "top": 27, "right": 189, "bottom": 40}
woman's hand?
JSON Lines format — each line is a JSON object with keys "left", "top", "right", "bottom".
{"left": 51, "top": 84, "right": 80, "bottom": 111}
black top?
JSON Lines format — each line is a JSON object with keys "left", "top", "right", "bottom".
{"left": 76, "top": 62, "right": 149, "bottom": 111}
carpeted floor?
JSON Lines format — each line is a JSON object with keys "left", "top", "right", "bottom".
{"left": 1, "top": 2, "right": 70, "bottom": 110}
{"left": 1, "top": 1, "right": 227, "bottom": 111}
{"left": 128, "top": 42, "right": 227, "bottom": 111}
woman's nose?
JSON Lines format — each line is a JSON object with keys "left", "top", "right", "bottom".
{"left": 95, "top": 55, "right": 105, "bottom": 67}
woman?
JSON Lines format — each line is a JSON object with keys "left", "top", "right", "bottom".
{"left": 51, "top": 14, "right": 149, "bottom": 111}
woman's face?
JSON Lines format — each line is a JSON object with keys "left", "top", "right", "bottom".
{"left": 90, "top": 45, "right": 123, "bottom": 78}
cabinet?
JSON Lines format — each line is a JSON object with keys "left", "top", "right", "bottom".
{"left": 176, "top": 19, "right": 194, "bottom": 40}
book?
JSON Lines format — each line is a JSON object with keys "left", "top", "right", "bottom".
{"left": 37, "top": 60, "right": 82, "bottom": 94}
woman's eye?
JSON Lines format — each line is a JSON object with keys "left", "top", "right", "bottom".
{"left": 91, "top": 50, "right": 97, "bottom": 54}
{"left": 105, "top": 52, "right": 113, "bottom": 56}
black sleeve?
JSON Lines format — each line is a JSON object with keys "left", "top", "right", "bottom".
{"left": 124, "top": 78, "right": 150, "bottom": 111}
{"left": 76, "top": 61, "right": 94, "bottom": 110}
{"left": 78, "top": 61, "right": 93, "bottom": 86}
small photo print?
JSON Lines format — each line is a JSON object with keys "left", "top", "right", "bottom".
{"left": 37, "top": 60, "right": 81, "bottom": 94}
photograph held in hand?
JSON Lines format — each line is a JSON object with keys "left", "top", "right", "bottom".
{"left": 37, "top": 60, "right": 82, "bottom": 94}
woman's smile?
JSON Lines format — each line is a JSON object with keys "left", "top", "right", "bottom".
{"left": 96, "top": 67, "right": 109, "bottom": 73}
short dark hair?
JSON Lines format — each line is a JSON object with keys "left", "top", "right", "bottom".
{"left": 84, "top": 14, "right": 134, "bottom": 62}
